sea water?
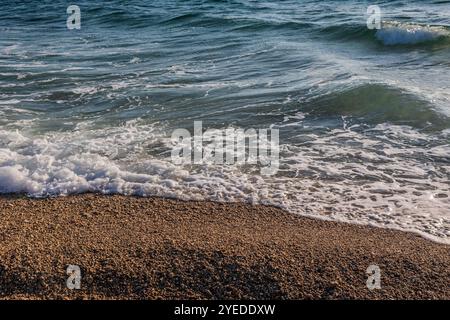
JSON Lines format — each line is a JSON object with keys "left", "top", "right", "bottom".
{"left": 0, "top": 0, "right": 449, "bottom": 243}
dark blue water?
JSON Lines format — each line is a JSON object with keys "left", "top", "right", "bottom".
{"left": 0, "top": 0, "right": 449, "bottom": 243}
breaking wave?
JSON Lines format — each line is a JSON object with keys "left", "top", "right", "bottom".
{"left": 375, "top": 22, "right": 450, "bottom": 46}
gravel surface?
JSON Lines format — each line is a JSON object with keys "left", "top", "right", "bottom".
{"left": 0, "top": 194, "right": 448, "bottom": 299}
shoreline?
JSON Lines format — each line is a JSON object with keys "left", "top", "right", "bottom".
{"left": 0, "top": 193, "right": 448, "bottom": 299}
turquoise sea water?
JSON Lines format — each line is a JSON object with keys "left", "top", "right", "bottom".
{"left": 0, "top": 0, "right": 449, "bottom": 243}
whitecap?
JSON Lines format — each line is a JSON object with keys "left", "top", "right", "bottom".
{"left": 376, "top": 22, "right": 449, "bottom": 46}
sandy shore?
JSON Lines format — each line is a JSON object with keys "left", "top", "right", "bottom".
{"left": 0, "top": 194, "right": 448, "bottom": 300}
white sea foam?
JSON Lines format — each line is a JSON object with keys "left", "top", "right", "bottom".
{"left": 0, "top": 121, "right": 449, "bottom": 244}
{"left": 376, "top": 22, "right": 449, "bottom": 45}
{"left": 0, "top": 99, "right": 21, "bottom": 105}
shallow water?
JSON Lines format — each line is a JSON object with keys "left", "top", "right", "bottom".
{"left": 0, "top": 0, "right": 449, "bottom": 243}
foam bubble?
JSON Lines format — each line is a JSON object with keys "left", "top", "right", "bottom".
{"left": 0, "top": 165, "right": 40, "bottom": 193}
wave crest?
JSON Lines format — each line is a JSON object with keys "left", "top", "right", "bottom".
{"left": 376, "top": 22, "right": 449, "bottom": 46}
